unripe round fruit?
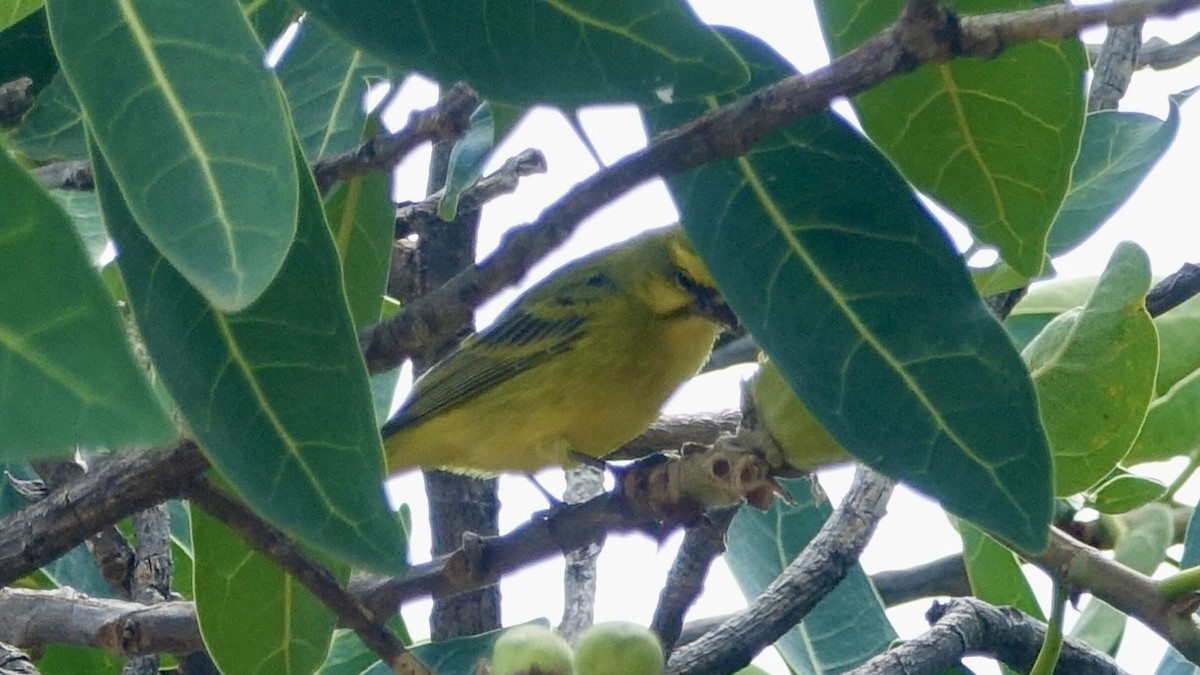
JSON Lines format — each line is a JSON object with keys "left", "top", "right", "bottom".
{"left": 490, "top": 625, "right": 575, "bottom": 675}
{"left": 574, "top": 621, "right": 664, "bottom": 675}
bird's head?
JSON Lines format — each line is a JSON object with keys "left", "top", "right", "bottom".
{"left": 640, "top": 227, "right": 739, "bottom": 329}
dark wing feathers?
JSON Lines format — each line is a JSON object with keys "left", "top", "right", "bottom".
{"left": 383, "top": 310, "right": 587, "bottom": 433}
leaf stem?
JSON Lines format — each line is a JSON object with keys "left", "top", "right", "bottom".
{"left": 1029, "top": 583, "right": 1067, "bottom": 675}
{"left": 1164, "top": 446, "right": 1200, "bottom": 501}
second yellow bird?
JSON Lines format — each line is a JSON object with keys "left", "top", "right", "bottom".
{"left": 381, "top": 226, "right": 735, "bottom": 475}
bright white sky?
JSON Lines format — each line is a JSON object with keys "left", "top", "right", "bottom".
{"left": 379, "top": 3, "right": 1200, "bottom": 673}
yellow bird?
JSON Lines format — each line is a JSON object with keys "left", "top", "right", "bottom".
{"left": 382, "top": 226, "right": 736, "bottom": 475}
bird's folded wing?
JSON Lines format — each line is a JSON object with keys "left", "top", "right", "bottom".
{"left": 382, "top": 310, "right": 588, "bottom": 433}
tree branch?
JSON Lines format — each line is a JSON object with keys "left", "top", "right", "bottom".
{"left": 312, "top": 82, "right": 479, "bottom": 193}
{"left": 651, "top": 507, "right": 737, "bottom": 653}
{"left": 665, "top": 467, "right": 895, "bottom": 674}
{"left": 849, "top": 597, "right": 1128, "bottom": 674}
{"left": 0, "top": 588, "right": 199, "bottom": 657}
{"left": 357, "top": 0, "right": 1200, "bottom": 375}
{"left": 0, "top": 441, "right": 206, "bottom": 588}
{"left": 0, "top": 78, "right": 33, "bottom": 127}
{"left": 1031, "top": 527, "right": 1200, "bottom": 663}
{"left": 179, "top": 476, "right": 425, "bottom": 674}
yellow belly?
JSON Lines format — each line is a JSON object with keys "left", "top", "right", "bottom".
{"left": 386, "top": 315, "right": 719, "bottom": 475}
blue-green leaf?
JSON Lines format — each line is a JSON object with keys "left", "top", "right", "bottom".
{"left": 648, "top": 29, "right": 1052, "bottom": 552}
{"left": 47, "top": 0, "right": 299, "bottom": 311}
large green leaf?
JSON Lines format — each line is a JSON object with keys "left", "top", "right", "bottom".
{"left": 1128, "top": 367, "right": 1200, "bottom": 464}
{"left": 276, "top": 18, "right": 389, "bottom": 161}
{"left": 8, "top": 71, "right": 83, "bottom": 161}
{"left": 1150, "top": 292, "right": 1200, "bottom": 395}
{"left": 191, "top": 500, "right": 341, "bottom": 675}
{"left": 1049, "top": 92, "right": 1190, "bottom": 257}
{"left": 47, "top": 189, "right": 104, "bottom": 264}
{"left": 46, "top": 0, "right": 298, "bottom": 311}
{"left": 815, "top": 0, "right": 1086, "bottom": 277}
{"left": 1023, "top": 243, "right": 1158, "bottom": 495}
{"left": 726, "top": 477, "right": 896, "bottom": 673}
{"left": 0, "top": 148, "right": 172, "bottom": 457}
{"left": 0, "top": 0, "right": 40, "bottom": 32}
{"left": 242, "top": 0, "right": 295, "bottom": 45}
{"left": 294, "top": 0, "right": 748, "bottom": 105}
{"left": 649, "top": 30, "right": 1052, "bottom": 552}
{"left": 94, "top": 140, "right": 406, "bottom": 572}
{"left": 1070, "top": 504, "right": 1172, "bottom": 653}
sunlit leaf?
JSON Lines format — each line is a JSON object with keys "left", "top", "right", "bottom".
{"left": 1090, "top": 474, "right": 1167, "bottom": 515}
{"left": 815, "top": 0, "right": 1086, "bottom": 277}
{"left": 0, "top": 0, "right": 41, "bottom": 32}
{"left": 1023, "top": 242, "right": 1158, "bottom": 495}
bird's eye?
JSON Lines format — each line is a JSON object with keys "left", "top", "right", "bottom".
{"left": 673, "top": 269, "right": 697, "bottom": 292}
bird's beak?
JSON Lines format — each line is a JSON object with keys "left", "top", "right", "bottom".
{"left": 692, "top": 289, "right": 740, "bottom": 330}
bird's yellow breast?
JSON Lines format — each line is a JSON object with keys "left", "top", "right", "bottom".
{"left": 386, "top": 310, "right": 719, "bottom": 475}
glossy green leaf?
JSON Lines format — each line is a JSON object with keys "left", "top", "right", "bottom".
{"left": 94, "top": 140, "right": 406, "bottom": 572}
{"left": 0, "top": 149, "right": 173, "bottom": 458}
{"left": 322, "top": 121, "right": 394, "bottom": 330}
{"left": 8, "top": 71, "right": 83, "bottom": 161}
{"left": 1048, "top": 92, "right": 1190, "bottom": 257}
{"left": 1150, "top": 293, "right": 1200, "bottom": 395}
{"left": 0, "top": 9, "right": 56, "bottom": 94}
{"left": 438, "top": 102, "right": 495, "bottom": 221}
{"left": 1128, "top": 368, "right": 1200, "bottom": 464}
{"left": 726, "top": 477, "right": 896, "bottom": 672}
{"left": 294, "top": 0, "right": 748, "bottom": 105}
{"left": 276, "top": 17, "right": 388, "bottom": 160}
{"left": 242, "top": 0, "right": 295, "bottom": 45}
{"left": 957, "top": 520, "right": 1043, "bottom": 620}
{"left": 1090, "top": 474, "right": 1167, "bottom": 515}
{"left": 191, "top": 500, "right": 341, "bottom": 675}
{"left": 46, "top": 0, "right": 299, "bottom": 311}
{"left": 815, "top": 0, "right": 1086, "bottom": 277}
{"left": 649, "top": 29, "right": 1052, "bottom": 552}
{"left": 0, "top": 0, "right": 40, "bottom": 31}
{"left": 1023, "top": 243, "right": 1158, "bottom": 495}
{"left": 1070, "top": 503, "right": 1172, "bottom": 653}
